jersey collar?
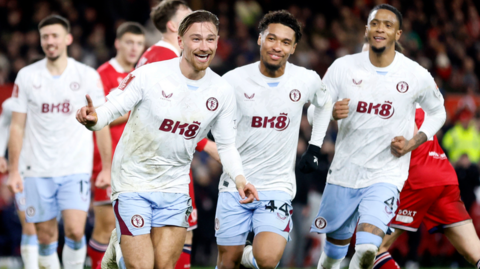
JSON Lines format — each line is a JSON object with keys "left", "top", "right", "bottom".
{"left": 247, "top": 61, "right": 291, "bottom": 88}
{"left": 155, "top": 40, "right": 180, "bottom": 57}
{"left": 109, "top": 58, "right": 130, "bottom": 73}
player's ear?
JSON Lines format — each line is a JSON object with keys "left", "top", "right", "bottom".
{"left": 257, "top": 34, "right": 262, "bottom": 46}
{"left": 114, "top": 39, "right": 120, "bottom": 50}
{"left": 178, "top": 35, "right": 184, "bottom": 50}
{"left": 395, "top": 29, "right": 402, "bottom": 41}
{"left": 66, "top": 33, "right": 73, "bottom": 46}
{"left": 167, "top": 21, "right": 177, "bottom": 33}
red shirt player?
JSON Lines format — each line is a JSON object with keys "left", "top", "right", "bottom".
{"left": 373, "top": 106, "right": 480, "bottom": 269}
{"left": 87, "top": 22, "right": 146, "bottom": 269}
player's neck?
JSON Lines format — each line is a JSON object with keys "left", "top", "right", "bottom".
{"left": 259, "top": 62, "right": 285, "bottom": 78}
{"left": 179, "top": 56, "right": 206, "bottom": 80}
{"left": 115, "top": 55, "right": 134, "bottom": 72}
{"left": 162, "top": 33, "right": 180, "bottom": 53}
{"left": 46, "top": 54, "right": 69, "bottom": 76}
{"left": 368, "top": 46, "right": 396, "bottom": 68}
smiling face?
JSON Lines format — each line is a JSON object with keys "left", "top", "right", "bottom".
{"left": 258, "top": 23, "right": 297, "bottom": 72}
{"left": 40, "top": 24, "right": 72, "bottom": 61}
{"left": 365, "top": 9, "right": 402, "bottom": 54}
{"left": 178, "top": 21, "right": 218, "bottom": 72}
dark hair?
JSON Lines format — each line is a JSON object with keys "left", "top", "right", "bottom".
{"left": 116, "top": 22, "right": 146, "bottom": 39}
{"left": 258, "top": 10, "right": 302, "bottom": 43}
{"left": 151, "top": 0, "right": 188, "bottom": 33}
{"left": 369, "top": 4, "right": 403, "bottom": 30}
{"left": 178, "top": 10, "right": 219, "bottom": 37}
{"left": 38, "top": 15, "right": 70, "bottom": 32}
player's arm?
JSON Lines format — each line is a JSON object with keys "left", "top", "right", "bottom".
{"left": 77, "top": 72, "right": 142, "bottom": 131}
{"left": 94, "top": 127, "right": 112, "bottom": 189}
{"left": 7, "top": 112, "right": 26, "bottom": 193}
{"left": 391, "top": 75, "right": 446, "bottom": 157}
{"left": 211, "top": 87, "right": 258, "bottom": 203}
{"left": 196, "top": 138, "right": 220, "bottom": 163}
{"left": 109, "top": 113, "right": 129, "bottom": 127}
{"left": 299, "top": 73, "right": 334, "bottom": 173}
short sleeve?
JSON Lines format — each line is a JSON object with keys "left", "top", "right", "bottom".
{"left": 10, "top": 69, "right": 28, "bottom": 113}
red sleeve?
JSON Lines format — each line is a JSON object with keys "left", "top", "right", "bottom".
{"left": 97, "top": 64, "right": 113, "bottom": 96}
{"left": 415, "top": 108, "right": 425, "bottom": 129}
{"left": 195, "top": 138, "right": 208, "bottom": 152}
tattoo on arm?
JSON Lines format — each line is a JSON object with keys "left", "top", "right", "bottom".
{"left": 408, "top": 132, "right": 428, "bottom": 152}
{"left": 357, "top": 223, "right": 385, "bottom": 237}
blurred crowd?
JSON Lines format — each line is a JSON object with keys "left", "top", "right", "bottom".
{"left": 1, "top": 0, "right": 480, "bottom": 268}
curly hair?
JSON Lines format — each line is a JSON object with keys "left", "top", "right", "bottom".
{"left": 258, "top": 10, "right": 302, "bottom": 43}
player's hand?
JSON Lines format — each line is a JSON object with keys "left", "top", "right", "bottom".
{"left": 0, "top": 157, "right": 7, "bottom": 174}
{"left": 391, "top": 136, "right": 409, "bottom": 157}
{"left": 236, "top": 175, "right": 260, "bottom": 204}
{"left": 76, "top": 95, "right": 98, "bottom": 128}
{"left": 7, "top": 170, "right": 23, "bottom": 193}
{"left": 95, "top": 168, "right": 111, "bottom": 189}
{"left": 299, "top": 144, "right": 321, "bottom": 173}
{"left": 332, "top": 98, "right": 350, "bottom": 120}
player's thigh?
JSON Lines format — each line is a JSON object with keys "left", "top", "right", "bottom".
{"left": 62, "top": 209, "right": 87, "bottom": 240}
{"left": 93, "top": 204, "right": 115, "bottom": 232}
{"left": 252, "top": 232, "right": 287, "bottom": 269}
{"left": 389, "top": 185, "right": 443, "bottom": 232}
{"left": 151, "top": 226, "right": 187, "bottom": 269}
{"left": 310, "top": 183, "right": 361, "bottom": 240}
{"left": 184, "top": 230, "right": 193, "bottom": 245}
{"left": 112, "top": 193, "right": 154, "bottom": 244}
{"left": 120, "top": 233, "right": 154, "bottom": 269}
{"left": 358, "top": 183, "right": 399, "bottom": 235}
{"left": 57, "top": 173, "right": 91, "bottom": 213}
{"left": 215, "top": 192, "right": 253, "bottom": 246}
{"left": 423, "top": 185, "right": 472, "bottom": 233}
{"left": 23, "top": 177, "right": 58, "bottom": 223}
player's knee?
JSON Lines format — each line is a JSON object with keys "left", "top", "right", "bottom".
{"left": 64, "top": 229, "right": 84, "bottom": 242}
{"left": 254, "top": 255, "right": 279, "bottom": 269}
{"left": 218, "top": 258, "right": 241, "bottom": 269}
{"left": 354, "top": 244, "right": 378, "bottom": 269}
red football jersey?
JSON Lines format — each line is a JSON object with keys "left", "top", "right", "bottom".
{"left": 407, "top": 108, "right": 458, "bottom": 189}
{"left": 136, "top": 40, "right": 179, "bottom": 68}
{"left": 92, "top": 58, "right": 131, "bottom": 178}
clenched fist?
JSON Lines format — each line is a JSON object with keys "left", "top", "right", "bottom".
{"left": 76, "top": 95, "right": 98, "bottom": 128}
{"left": 332, "top": 98, "right": 350, "bottom": 120}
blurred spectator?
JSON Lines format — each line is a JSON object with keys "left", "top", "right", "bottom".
{"left": 455, "top": 154, "right": 480, "bottom": 212}
{"left": 442, "top": 109, "right": 480, "bottom": 163}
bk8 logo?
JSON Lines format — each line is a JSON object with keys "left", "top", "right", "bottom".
{"left": 159, "top": 119, "right": 201, "bottom": 140}
{"left": 42, "top": 101, "right": 71, "bottom": 113}
{"left": 251, "top": 113, "right": 290, "bottom": 131}
{"left": 356, "top": 101, "right": 395, "bottom": 119}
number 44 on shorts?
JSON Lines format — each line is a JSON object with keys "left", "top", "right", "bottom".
{"left": 265, "top": 200, "right": 290, "bottom": 216}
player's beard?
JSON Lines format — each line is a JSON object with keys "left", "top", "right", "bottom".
{"left": 46, "top": 54, "right": 61, "bottom": 62}
{"left": 261, "top": 54, "right": 282, "bottom": 72}
{"left": 371, "top": 45, "right": 386, "bottom": 54}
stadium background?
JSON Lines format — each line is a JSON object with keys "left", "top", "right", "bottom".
{"left": 1, "top": 0, "right": 480, "bottom": 268}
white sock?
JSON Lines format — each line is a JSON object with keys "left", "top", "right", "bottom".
{"left": 349, "top": 244, "right": 377, "bottom": 269}
{"left": 62, "top": 243, "right": 86, "bottom": 269}
{"left": 38, "top": 253, "right": 60, "bottom": 269}
{"left": 21, "top": 244, "right": 39, "bottom": 269}
{"left": 241, "top": 245, "right": 256, "bottom": 268}
{"left": 318, "top": 251, "right": 344, "bottom": 269}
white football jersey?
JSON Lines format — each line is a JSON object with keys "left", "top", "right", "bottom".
{"left": 325, "top": 51, "right": 445, "bottom": 190}
{"left": 99, "top": 58, "right": 238, "bottom": 200}
{"left": 11, "top": 58, "right": 105, "bottom": 178}
{"left": 220, "top": 62, "right": 329, "bottom": 199}
{"left": 0, "top": 98, "right": 14, "bottom": 155}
